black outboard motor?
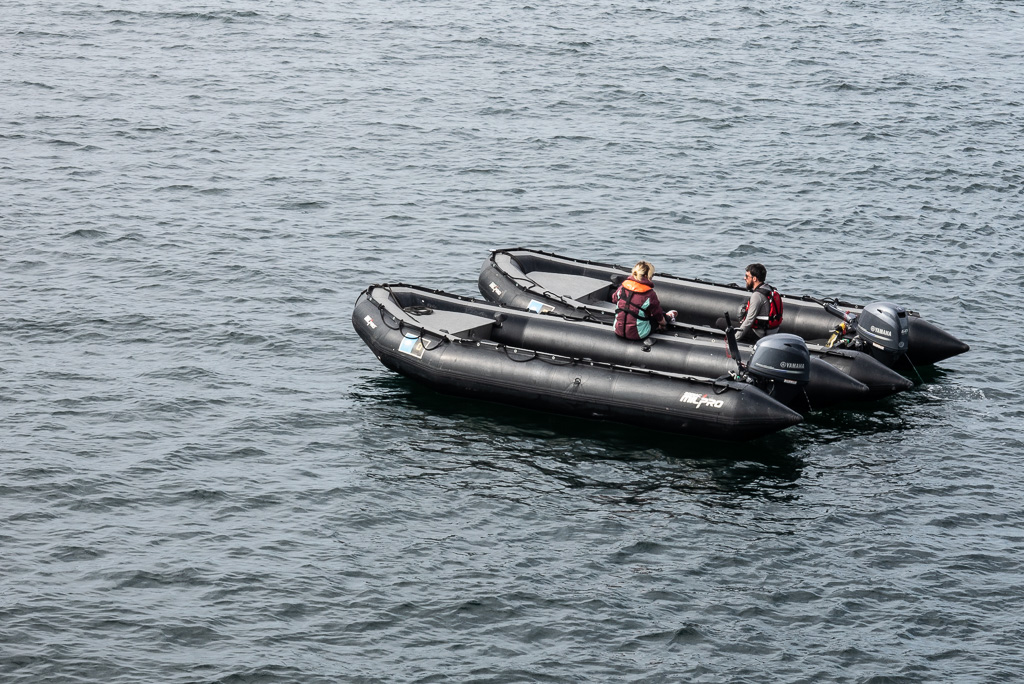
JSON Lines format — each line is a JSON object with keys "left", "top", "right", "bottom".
{"left": 722, "top": 314, "right": 814, "bottom": 410}
{"left": 825, "top": 300, "right": 910, "bottom": 367}
{"left": 745, "top": 333, "right": 812, "bottom": 408}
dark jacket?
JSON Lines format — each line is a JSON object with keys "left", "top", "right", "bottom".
{"left": 613, "top": 276, "right": 665, "bottom": 340}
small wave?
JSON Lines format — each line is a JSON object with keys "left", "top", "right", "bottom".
{"left": 62, "top": 228, "right": 107, "bottom": 239}
{"left": 141, "top": 366, "right": 220, "bottom": 381}
{"left": 8, "top": 260, "right": 47, "bottom": 271}
{"left": 209, "top": 665, "right": 309, "bottom": 683}
{"left": 113, "top": 567, "right": 212, "bottom": 590}
{"left": 158, "top": 623, "right": 227, "bottom": 646}
{"left": 180, "top": 488, "right": 229, "bottom": 503}
{"left": 107, "top": 9, "right": 261, "bottom": 22}
{"left": 280, "top": 200, "right": 329, "bottom": 210}
{"left": 106, "top": 232, "right": 145, "bottom": 243}
{"left": 51, "top": 545, "right": 106, "bottom": 562}
{"left": 612, "top": 540, "right": 671, "bottom": 559}
{"left": 479, "top": 107, "right": 515, "bottom": 115}
{"left": 213, "top": 330, "right": 269, "bottom": 346}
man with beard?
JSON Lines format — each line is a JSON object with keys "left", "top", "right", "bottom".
{"left": 717, "top": 263, "right": 782, "bottom": 343}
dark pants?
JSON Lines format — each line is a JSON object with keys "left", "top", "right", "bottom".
{"left": 715, "top": 317, "right": 759, "bottom": 344}
{"left": 735, "top": 329, "right": 759, "bottom": 344}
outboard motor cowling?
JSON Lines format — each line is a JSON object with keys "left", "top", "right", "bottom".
{"left": 823, "top": 299, "right": 912, "bottom": 367}
{"left": 747, "top": 334, "right": 812, "bottom": 386}
{"left": 743, "top": 334, "right": 812, "bottom": 412}
{"left": 849, "top": 301, "right": 910, "bottom": 366}
{"left": 855, "top": 301, "right": 910, "bottom": 354}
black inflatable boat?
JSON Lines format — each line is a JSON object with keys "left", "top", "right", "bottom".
{"left": 353, "top": 284, "right": 805, "bottom": 441}
{"left": 478, "top": 253, "right": 914, "bottom": 399}
{"left": 479, "top": 248, "right": 969, "bottom": 370}
{"left": 355, "top": 283, "right": 879, "bottom": 412}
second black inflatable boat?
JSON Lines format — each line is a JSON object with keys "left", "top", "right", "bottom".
{"left": 479, "top": 248, "right": 968, "bottom": 370}
{"left": 478, "top": 258, "right": 913, "bottom": 400}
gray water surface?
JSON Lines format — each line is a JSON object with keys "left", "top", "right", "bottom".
{"left": 3, "top": 1, "right": 1022, "bottom": 681}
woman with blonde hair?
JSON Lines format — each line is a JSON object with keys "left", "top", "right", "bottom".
{"left": 612, "top": 260, "right": 669, "bottom": 340}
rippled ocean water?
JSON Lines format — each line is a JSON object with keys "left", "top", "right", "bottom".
{"left": 3, "top": 1, "right": 1023, "bottom": 681}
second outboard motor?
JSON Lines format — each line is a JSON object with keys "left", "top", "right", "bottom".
{"left": 826, "top": 300, "right": 910, "bottom": 366}
{"left": 745, "top": 334, "right": 812, "bottom": 409}
{"left": 747, "top": 334, "right": 812, "bottom": 385}
{"left": 856, "top": 302, "right": 910, "bottom": 358}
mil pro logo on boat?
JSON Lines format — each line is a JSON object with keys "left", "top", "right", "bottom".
{"left": 679, "top": 392, "right": 724, "bottom": 409}
{"left": 363, "top": 315, "right": 377, "bottom": 330}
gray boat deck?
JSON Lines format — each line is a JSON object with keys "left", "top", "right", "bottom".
{"left": 527, "top": 271, "right": 611, "bottom": 301}
{"left": 408, "top": 309, "right": 494, "bottom": 339}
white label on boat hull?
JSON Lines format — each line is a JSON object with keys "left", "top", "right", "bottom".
{"left": 527, "top": 300, "right": 555, "bottom": 314}
{"left": 679, "top": 392, "right": 724, "bottom": 409}
{"left": 488, "top": 281, "right": 502, "bottom": 296}
{"left": 399, "top": 334, "right": 425, "bottom": 358}
{"left": 363, "top": 315, "right": 377, "bottom": 330}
